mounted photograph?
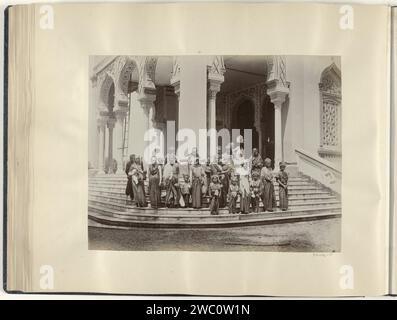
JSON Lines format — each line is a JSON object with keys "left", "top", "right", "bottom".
{"left": 88, "top": 55, "right": 342, "bottom": 252}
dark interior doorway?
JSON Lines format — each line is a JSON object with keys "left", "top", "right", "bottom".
{"left": 261, "top": 96, "right": 275, "bottom": 164}
{"left": 232, "top": 99, "right": 259, "bottom": 151}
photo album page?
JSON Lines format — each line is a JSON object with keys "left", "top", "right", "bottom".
{"left": 5, "top": 3, "right": 392, "bottom": 295}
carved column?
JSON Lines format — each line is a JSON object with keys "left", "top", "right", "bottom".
{"left": 107, "top": 118, "right": 116, "bottom": 173}
{"left": 254, "top": 102, "right": 263, "bottom": 157}
{"left": 207, "top": 56, "right": 225, "bottom": 161}
{"left": 113, "top": 108, "right": 127, "bottom": 174}
{"left": 267, "top": 80, "right": 288, "bottom": 167}
{"left": 97, "top": 117, "right": 107, "bottom": 174}
{"left": 207, "top": 79, "right": 222, "bottom": 161}
{"left": 170, "top": 57, "right": 180, "bottom": 99}
{"left": 138, "top": 92, "right": 156, "bottom": 167}
{"left": 266, "top": 56, "right": 289, "bottom": 167}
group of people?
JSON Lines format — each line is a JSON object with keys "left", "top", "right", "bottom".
{"left": 125, "top": 147, "right": 289, "bottom": 215}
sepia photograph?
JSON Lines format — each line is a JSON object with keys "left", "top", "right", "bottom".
{"left": 87, "top": 55, "right": 342, "bottom": 252}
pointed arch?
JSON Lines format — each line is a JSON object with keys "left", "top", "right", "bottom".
{"left": 118, "top": 57, "right": 140, "bottom": 97}
{"left": 99, "top": 74, "right": 115, "bottom": 108}
{"left": 319, "top": 62, "right": 341, "bottom": 95}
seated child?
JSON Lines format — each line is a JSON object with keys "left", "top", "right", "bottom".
{"left": 228, "top": 176, "right": 240, "bottom": 214}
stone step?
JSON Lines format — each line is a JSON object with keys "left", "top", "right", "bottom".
{"left": 88, "top": 181, "right": 319, "bottom": 190}
{"left": 88, "top": 193, "right": 340, "bottom": 207}
{"left": 88, "top": 206, "right": 341, "bottom": 228}
{"left": 88, "top": 198, "right": 341, "bottom": 213}
{"left": 88, "top": 189, "right": 338, "bottom": 202}
{"left": 90, "top": 175, "right": 309, "bottom": 183}
{"left": 89, "top": 203, "right": 341, "bottom": 219}
{"left": 88, "top": 178, "right": 313, "bottom": 186}
{"left": 88, "top": 185, "right": 332, "bottom": 197}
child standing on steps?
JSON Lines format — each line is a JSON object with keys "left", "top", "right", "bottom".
{"left": 180, "top": 174, "right": 191, "bottom": 208}
{"left": 228, "top": 176, "right": 240, "bottom": 214}
{"left": 275, "top": 162, "right": 289, "bottom": 211}
{"left": 250, "top": 171, "right": 261, "bottom": 213}
{"left": 209, "top": 175, "right": 222, "bottom": 215}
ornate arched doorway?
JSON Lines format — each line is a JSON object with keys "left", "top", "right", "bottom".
{"left": 231, "top": 99, "right": 259, "bottom": 151}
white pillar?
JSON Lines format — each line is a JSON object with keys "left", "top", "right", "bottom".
{"left": 175, "top": 56, "right": 207, "bottom": 149}
{"left": 207, "top": 57, "right": 225, "bottom": 161}
{"left": 97, "top": 117, "right": 106, "bottom": 174}
{"left": 207, "top": 81, "right": 222, "bottom": 161}
{"left": 130, "top": 92, "right": 146, "bottom": 157}
{"left": 138, "top": 92, "right": 156, "bottom": 168}
{"left": 90, "top": 76, "right": 100, "bottom": 169}
{"left": 268, "top": 90, "right": 288, "bottom": 167}
{"left": 107, "top": 118, "right": 116, "bottom": 173}
{"left": 113, "top": 110, "right": 127, "bottom": 174}
{"left": 266, "top": 57, "right": 289, "bottom": 167}
{"left": 273, "top": 102, "right": 283, "bottom": 167}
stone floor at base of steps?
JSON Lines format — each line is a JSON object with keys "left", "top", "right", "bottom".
{"left": 88, "top": 209, "right": 341, "bottom": 229}
{"left": 88, "top": 199, "right": 341, "bottom": 214}
{"left": 88, "top": 202, "right": 341, "bottom": 217}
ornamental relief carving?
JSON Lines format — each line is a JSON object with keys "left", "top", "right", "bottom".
{"left": 266, "top": 56, "right": 287, "bottom": 88}
{"left": 208, "top": 56, "right": 226, "bottom": 76}
{"left": 99, "top": 74, "right": 114, "bottom": 107}
{"left": 321, "top": 101, "right": 339, "bottom": 147}
{"left": 319, "top": 77, "right": 341, "bottom": 96}
{"left": 96, "top": 56, "right": 159, "bottom": 103}
{"left": 227, "top": 82, "right": 267, "bottom": 112}
{"left": 319, "top": 63, "right": 341, "bottom": 151}
{"left": 223, "top": 82, "right": 268, "bottom": 132}
{"left": 118, "top": 60, "right": 136, "bottom": 98}
{"left": 145, "top": 57, "right": 158, "bottom": 82}
{"left": 97, "top": 56, "right": 126, "bottom": 84}
{"left": 172, "top": 57, "right": 181, "bottom": 78}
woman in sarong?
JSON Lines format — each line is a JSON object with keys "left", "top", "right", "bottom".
{"left": 260, "top": 158, "right": 275, "bottom": 212}
{"left": 125, "top": 154, "right": 135, "bottom": 202}
{"left": 210, "top": 158, "right": 226, "bottom": 208}
{"left": 239, "top": 171, "right": 251, "bottom": 214}
{"left": 190, "top": 157, "right": 205, "bottom": 209}
{"left": 275, "top": 162, "right": 289, "bottom": 211}
{"left": 148, "top": 156, "right": 161, "bottom": 209}
{"left": 130, "top": 157, "right": 147, "bottom": 207}
{"left": 203, "top": 157, "right": 212, "bottom": 196}
{"left": 219, "top": 157, "right": 233, "bottom": 208}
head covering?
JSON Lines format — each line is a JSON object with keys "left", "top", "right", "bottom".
{"left": 279, "top": 162, "right": 287, "bottom": 168}
{"left": 211, "top": 175, "right": 219, "bottom": 182}
{"left": 264, "top": 158, "right": 272, "bottom": 166}
{"left": 236, "top": 135, "right": 244, "bottom": 144}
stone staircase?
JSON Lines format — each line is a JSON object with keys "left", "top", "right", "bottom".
{"left": 88, "top": 173, "right": 341, "bottom": 228}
